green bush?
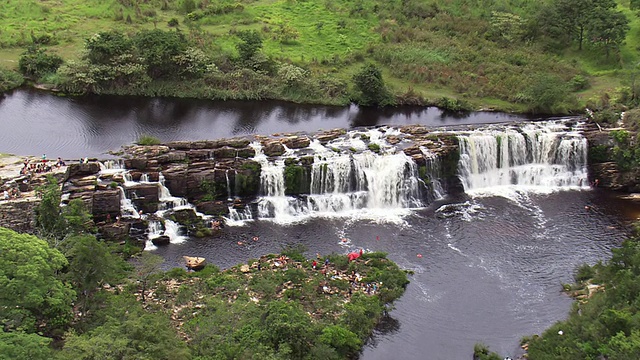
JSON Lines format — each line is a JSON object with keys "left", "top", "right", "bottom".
{"left": 367, "top": 143, "right": 381, "bottom": 153}
{"left": 524, "top": 74, "right": 571, "bottom": 114}
{"left": 473, "top": 343, "right": 502, "bottom": 360}
{"left": 18, "top": 46, "right": 64, "bottom": 79}
{"left": 574, "top": 263, "right": 595, "bottom": 282}
{"left": 570, "top": 75, "right": 590, "bottom": 91}
{"left": 136, "top": 134, "right": 161, "bottom": 146}
{"left": 0, "top": 67, "right": 24, "bottom": 92}
{"left": 352, "top": 63, "right": 393, "bottom": 107}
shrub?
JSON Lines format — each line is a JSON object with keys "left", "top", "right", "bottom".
{"left": 18, "top": 46, "right": 64, "bottom": 79}
{"left": 168, "top": 18, "right": 179, "bottom": 27}
{"left": 352, "top": 63, "right": 393, "bottom": 107}
{"left": 570, "top": 75, "right": 590, "bottom": 91}
{"left": 0, "top": 67, "right": 24, "bottom": 92}
{"left": 473, "top": 343, "right": 502, "bottom": 360}
{"left": 524, "top": 74, "right": 570, "bottom": 114}
{"left": 574, "top": 263, "right": 595, "bottom": 282}
{"left": 137, "top": 134, "right": 161, "bottom": 145}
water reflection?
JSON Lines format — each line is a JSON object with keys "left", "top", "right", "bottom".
{"left": 0, "top": 88, "right": 552, "bottom": 159}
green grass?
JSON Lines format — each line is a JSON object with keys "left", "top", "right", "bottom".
{"left": 0, "top": 0, "right": 638, "bottom": 112}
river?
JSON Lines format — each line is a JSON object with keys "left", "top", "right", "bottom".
{"left": 1, "top": 89, "right": 637, "bottom": 359}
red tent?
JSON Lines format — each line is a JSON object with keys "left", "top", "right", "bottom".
{"left": 348, "top": 252, "right": 361, "bottom": 262}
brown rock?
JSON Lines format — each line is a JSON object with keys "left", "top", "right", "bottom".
{"left": 65, "top": 162, "right": 101, "bottom": 178}
{"left": 281, "top": 136, "right": 311, "bottom": 149}
{"left": 262, "top": 139, "right": 285, "bottom": 156}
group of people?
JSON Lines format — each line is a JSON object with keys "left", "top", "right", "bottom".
{"left": 19, "top": 155, "right": 66, "bottom": 176}
{"left": 2, "top": 187, "right": 19, "bottom": 200}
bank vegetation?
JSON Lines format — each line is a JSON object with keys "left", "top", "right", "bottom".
{"left": 0, "top": 0, "right": 638, "bottom": 113}
{"left": 0, "top": 177, "right": 409, "bottom": 359}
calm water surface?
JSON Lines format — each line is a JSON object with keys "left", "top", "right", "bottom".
{"left": 0, "top": 89, "right": 634, "bottom": 359}
{"left": 153, "top": 190, "right": 635, "bottom": 360}
{"left": 0, "top": 89, "right": 540, "bottom": 159}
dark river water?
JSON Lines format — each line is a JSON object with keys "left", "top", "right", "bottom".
{"left": 1, "top": 89, "right": 637, "bottom": 359}
{"left": 0, "top": 89, "right": 540, "bottom": 159}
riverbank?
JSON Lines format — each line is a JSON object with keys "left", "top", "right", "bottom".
{"left": 6, "top": 0, "right": 636, "bottom": 114}
{"left": 138, "top": 249, "right": 410, "bottom": 359}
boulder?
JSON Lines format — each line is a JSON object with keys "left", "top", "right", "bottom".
{"left": 171, "top": 208, "right": 199, "bottom": 225}
{"left": 262, "top": 139, "right": 285, "bottom": 157}
{"left": 99, "top": 222, "right": 131, "bottom": 242}
{"left": 130, "top": 184, "right": 160, "bottom": 213}
{"left": 151, "top": 235, "right": 171, "bottom": 246}
{"left": 65, "top": 162, "right": 101, "bottom": 178}
{"left": 316, "top": 129, "right": 346, "bottom": 144}
{"left": 161, "top": 165, "right": 188, "bottom": 197}
{"left": 219, "top": 138, "right": 251, "bottom": 148}
{"left": 187, "top": 149, "right": 213, "bottom": 161}
{"left": 197, "top": 200, "right": 230, "bottom": 216}
{"left": 70, "top": 175, "right": 97, "bottom": 187}
{"left": 92, "top": 189, "right": 121, "bottom": 222}
{"left": 212, "top": 147, "right": 239, "bottom": 159}
{"left": 281, "top": 136, "right": 311, "bottom": 149}
{"left": 157, "top": 151, "right": 187, "bottom": 163}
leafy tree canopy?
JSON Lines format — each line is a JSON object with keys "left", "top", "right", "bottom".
{"left": 0, "top": 227, "right": 75, "bottom": 334}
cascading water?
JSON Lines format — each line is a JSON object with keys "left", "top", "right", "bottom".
{"left": 164, "top": 219, "right": 187, "bottom": 243}
{"left": 158, "top": 172, "right": 189, "bottom": 210}
{"left": 456, "top": 122, "right": 589, "bottom": 194}
{"left": 145, "top": 220, "right": 163, "bottom": 250}
{"left": 419, "top": 147, "right": 445, "bottom": 200}
{"left": 249, "top": 128, "right": 437, "bottom": 223}
{"left": 118, "top": 187, "right": 141, "bottom": 218}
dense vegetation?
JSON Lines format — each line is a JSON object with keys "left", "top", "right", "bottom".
{"left": 0, "top": 0, "right": 638, "bottom": 112}
{"left": 0, "top": 177, "right": 409, "bottom": 359}
{"left": 519, "top": 227, "right": 640, "bottom": 359}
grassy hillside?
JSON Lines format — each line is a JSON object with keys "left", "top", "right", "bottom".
{"left": 0, "top": 0, "right": 638, "bottom": 112}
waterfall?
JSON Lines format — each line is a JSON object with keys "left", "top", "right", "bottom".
{"left": 250, "top": 142, "right": 294, "bottom": 220}
{"left": 164, "top": 219, "right": 187, "bottom": 243}
{"left": 118, "top": 187, "right": 140, "bottom": 218}
{"left": 144, "top": 220, "right": 163, "bottom": 250}
{"left": 420, "top": 147, "right": 445, "bottom": 200}
{"left": 249, "top": 131, "right": 431, "bottom": 223}
{"left": 140, "top": 173, "right": 150, "bottom": 182}
{"left": 224, "top": 206, "right": 253, "bottom": 226}
{"left": 225, "top": 169, "right": 233, "bottom": 201}
{"left": 457, "top": 122, "right": 589, "bottom": 193}
{"left": 158, "top": 172, "right": 189, "bottom": 210}
{"left": 99, "top": 159, "right": 125, "bottom": 175}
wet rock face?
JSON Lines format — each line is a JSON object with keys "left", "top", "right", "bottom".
{"left": 92, "top": 189, "right": 121, "bottom": 223}
{"left": 65, "top": 163, "right": 101, "bottom": 179}
{"left": 196, "top": 201, "right": 230, "bottom": 216}
{"left": 0, "top": 199, "right": 37, "bottom": 233}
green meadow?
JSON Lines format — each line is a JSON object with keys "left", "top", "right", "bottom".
{"left": 0, "top": 0, "right": 639, "bottom": 112}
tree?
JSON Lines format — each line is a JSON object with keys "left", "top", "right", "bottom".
{"left": 133, "top": 252, "right": 164, "bottom": 303}
{"left": 85, "top": 31, "right": 133, "bottom": 65}
{"left": 524, "top": 74, "right": 571, "bottom": 114}
{"left": 18, "top": 46, "right": 63, "bottom": 79}
{"left": 64, "top": 234, "right": 127, "bottom": 316}
{"left": 552, "top": 0, "right": 593, "bottom": 50}
{"left": 59, "top": 295, "right": 190, "bottom": 360}
{"left": 0, "top": 331, "right": 53, "bottom": 360}
{"left": 586, "top": 6, "right": 629, "bottom": 58}
{"left": 541, "top": 0, "right": 629, "bottom": 53}
{"left": 0, "top": 227, "right": 75, "bottom": 334}
{"left": 133, "top": 29, "right": 187, "bottom": 79}
{"left": 34, "top": 175, "right": 66, "bottom": 242}
{"left": 235, "top": 30, "right": 263, "bottom": 63}
{"left": 352, "top": 63, "right": 392, "bottom": 107}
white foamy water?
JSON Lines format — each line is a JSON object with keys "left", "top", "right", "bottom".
{"left": 457, "top": 121, "right": 590, "bottom": 197}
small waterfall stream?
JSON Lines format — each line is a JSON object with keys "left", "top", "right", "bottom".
{"left": 456, "top": 122, "right": 589, "bottom": 194}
